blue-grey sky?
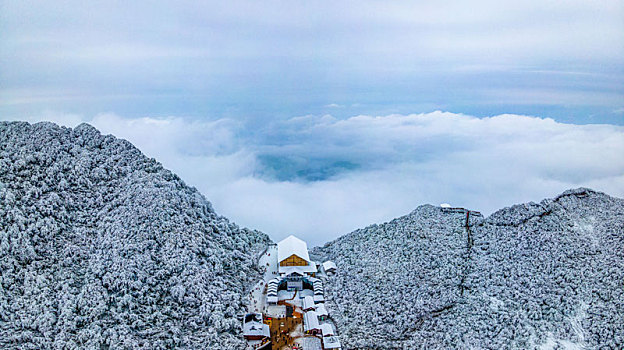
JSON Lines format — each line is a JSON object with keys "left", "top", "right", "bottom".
{"left": 1, "top": 1, "right": 623, "bottom": 245}
{"left": 1, "top": 1, "right": 623, "bottom": 124}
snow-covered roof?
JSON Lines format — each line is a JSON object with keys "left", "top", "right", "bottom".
{"left": 313, "top": 280, "right": 324, "bottom": 295}
{"left": 300, "top": 336, "right": 323, "bottom": 350}
{"left": 440, "top": 203, "right": 452, "bottom": 208}
{"left": 268, "top": 278, "right": 280, "bottom": 285}
{"left": 279, "top": 265, "right": 317, "bottom": 275}
{"left": 303, "top": 311, "right": 320, "bottom": 331}
{"left": 302, "top": 296, "right": 315, "bottom": 310}
{"left": 321, "top": 323, "right": 335, "bottom": 336}
{"left": 243, "top": 320, "right": 269, "bottom": 338}
{"left": 278, "top": 290, "right": 295, "bottom": 300}
{"left": 277, "top": 235, "right": 310, "bottom": 263}
{"left": 315, "top": 303, "right": 328, "bottom": 316}
{"left": 322, "top": 261, "right": 337, "bottom": 271}
{"left": 322, "top": 335, "right": 341, "bottom": 349}
{"left": 267, "top": 296, "right": 278, "bottom": 304}
{"left": 267, "top": 281, "right": 278, "bottom": 297}
{"left": 314, "top": 294, "right": 325, "bottom": 302}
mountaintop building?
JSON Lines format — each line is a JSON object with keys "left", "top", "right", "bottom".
{"left": 277, "top": 235, "right": 317, "bottom": 278}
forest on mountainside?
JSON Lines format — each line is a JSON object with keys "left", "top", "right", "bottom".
{"left": 0, "top": 121, "right": 271, "bottom": 349}
{"left": 313, "top": 189, "right": 624, "bottom": 349}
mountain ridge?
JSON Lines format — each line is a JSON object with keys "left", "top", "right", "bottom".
{"left": 2, "top": 120, "right": 622, "bottom": 349}
{"left": 312, "top": 188, "right": 623, "bottom": 349}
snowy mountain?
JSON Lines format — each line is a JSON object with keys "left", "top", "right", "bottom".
{"left": 312, "top": 188, "right": 624, "bottom": 349}
{"left": 2, "top": 121, "right": 622, "bottom": 349}
{"left": 0, "top": 122, "right": 271, "bottom": 349}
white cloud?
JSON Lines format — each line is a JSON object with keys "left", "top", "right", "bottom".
{"left": 2, "top": 112, "right": 623, "bottom": 246}
{"left": 1, "top": 0, "right": 622, "bottom": 122}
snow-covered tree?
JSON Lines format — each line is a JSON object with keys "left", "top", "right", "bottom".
{"left": 0, "top": 121, "right": 271, "bottom": 349}
{"left": 312, "top": 189, "right": 623, "bottom": 349}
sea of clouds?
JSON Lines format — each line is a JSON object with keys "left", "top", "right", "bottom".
{"left": 4, "top": 112, "right": 623, "bottom": 246}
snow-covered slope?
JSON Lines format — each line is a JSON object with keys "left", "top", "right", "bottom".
{"left": 0, "top": 121, "right": 271, "bottom": 349}
{"left": 312, "top": 189, "right": 623, "bottom": 349}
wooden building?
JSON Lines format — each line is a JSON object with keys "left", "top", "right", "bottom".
{"left": 277, "top": 235, "right": 317, "bottom": 282}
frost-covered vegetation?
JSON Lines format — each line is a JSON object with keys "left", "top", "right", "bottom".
{"left": 0, "top": 121, "right": 271, "bottom": 349}
{"left": 2, "top": 121, "right": 622, "bottom": 349}
{"left": 313, "top": 189, "right": 624, "bottom": 349}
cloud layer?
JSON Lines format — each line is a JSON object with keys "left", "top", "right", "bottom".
{"left": 1, "top": 1, "right": 623, "bottom": 123}
{"left": 6, "top": 112, "right": 623, "bottom": 246}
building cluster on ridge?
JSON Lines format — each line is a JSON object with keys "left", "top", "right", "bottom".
{"left": 244, "top": 235, "right": 340, "bottom": 350}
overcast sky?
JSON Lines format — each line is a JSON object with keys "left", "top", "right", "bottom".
{"left": 1, "top": 1, "right": 623, "bottom": 245}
